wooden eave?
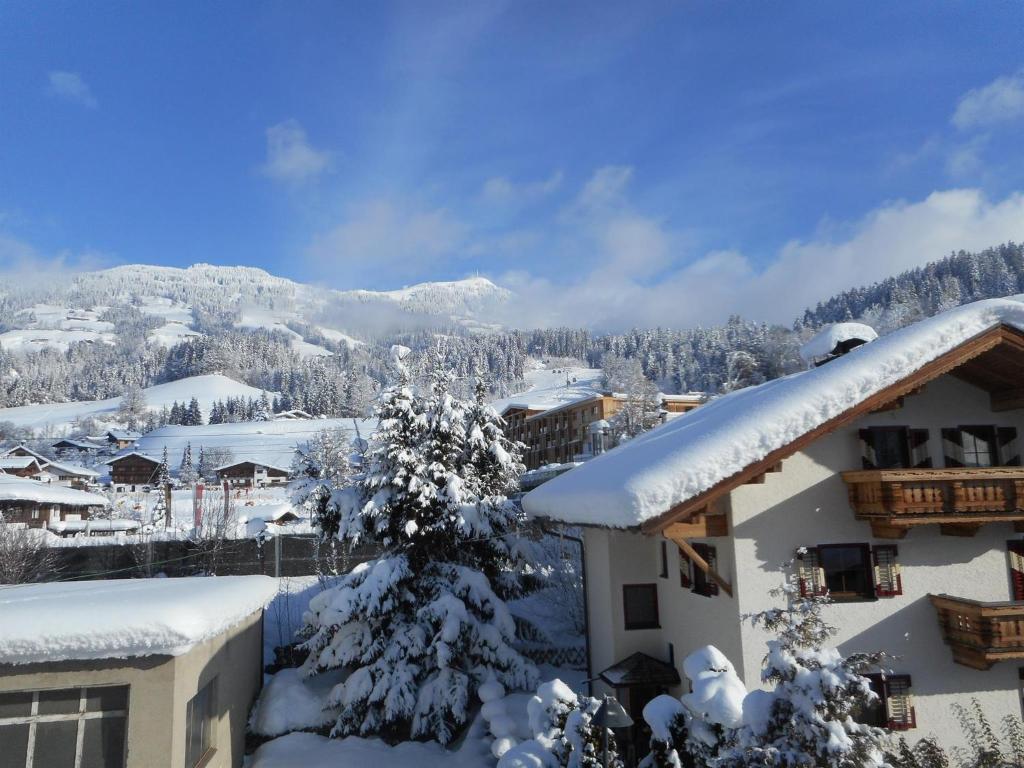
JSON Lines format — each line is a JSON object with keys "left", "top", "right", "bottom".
{"left": 640, "top": 323, "right": 1024, "bottom": 535}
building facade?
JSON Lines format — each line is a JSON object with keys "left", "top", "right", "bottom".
{"left": 523, "top": 308, "right": 1024, "bottom": 755}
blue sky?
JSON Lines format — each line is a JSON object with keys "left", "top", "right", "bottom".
{"left": 2, "top": 1, "right": 1024, "bottom": 327}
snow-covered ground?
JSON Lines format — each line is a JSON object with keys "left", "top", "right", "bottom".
{"left": 249, "top": 663, "right": 586, "bottom": 768}
{"left": 0, "top": 374, "right": 272, "bottom": 433}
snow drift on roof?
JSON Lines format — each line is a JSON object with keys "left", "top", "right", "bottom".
{"left": 0, "top": 475, "right": 108, "bottom": 507}
{"left": 799, "top": 322, "right": 878, "bottom": 364}
{"left": 0, "top": 575, "right": 278, "bottom": 664}
{"left": 522, "top": 297, "right": 1024, "bottom": 528}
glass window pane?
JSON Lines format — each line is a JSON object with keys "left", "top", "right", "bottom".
{"left": 37, "top": 687, "right": 82, "bottom": 715}
{"left": 81, "top": 716, "right": 127, "bottom": 768}
{"left": 33, "top": 720, "right": 79, "bottom": 766}
{"left": 0, "top": 691, "right": 33, "bottom": 718}
{"left": 821, "top": 546, "right": 870, "bottom": 598}
{"left": 0, "top": 724, "right": 29, "bottom": 768}
{"left": 85, "top": 686, "right": 129, "bottom": 713}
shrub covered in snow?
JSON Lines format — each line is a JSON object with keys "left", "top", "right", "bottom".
{"left": 299, "top": 352, "right": 537, "bottom": 745}
{"left": 497, "top": 679, "right": 623, "bottom": 768}
{"left": 641, "top": 566, "right": 889, "bottom": 768}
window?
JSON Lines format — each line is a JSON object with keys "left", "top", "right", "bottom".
{"left": 943, "top": 426, "right": 1019, "bottom": 468}
{"left": 623, "top": 584, "right": 660, "bottom": 630}
{"left": 185, "top": 678, "right": 217, "bottom": 768}
{"left": 659, "top": 541, "right": 668, "bottom": 579}
{"left": 859, "top": 427, "right": 930, "bottom": 469}
{"left": 691, "top": 544, "right": 719, "bottom": 597}
{"left": 0, "top": 685, "right": 129, "bottom": 768}
{"left": 1009, "top": 541, "right": 1024, "bottom": 601}
{"left": 798, "top": 544, "right": 901, "bottom": 600}
{"left": 862, "top": 675, "right": 916, "bottom": 730}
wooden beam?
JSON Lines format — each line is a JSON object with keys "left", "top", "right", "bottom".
{"left": 992, "top": 388, "right": 1024, "bottom": 412}
{"left": 664, "top": 514, "right": 728, "bottom": 540}
{"left": 641, "top": 324, "right": 1024, "bottom": 535}
{"left": 869, "top": 521, "right": 908, "bottom": 539}
{"left": 669, "top": 535, "right": 733, "bottom": 597}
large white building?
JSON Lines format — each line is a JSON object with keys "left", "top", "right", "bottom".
{"left": 523, "top": 297, "right": 1024, "bottom": 754}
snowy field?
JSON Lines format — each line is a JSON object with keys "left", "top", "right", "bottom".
{"left": 0, "top": 374, "right": 272, "bottom": 433}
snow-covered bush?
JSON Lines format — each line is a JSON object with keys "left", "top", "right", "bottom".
{"left": 498, "top": 679, "right": 623, "bottom": 768}
{"left": 640, "top": 565, "right": 889, "bottom": 768}
{"left": 299, "top": 349, "right": 537, "bottom": 744}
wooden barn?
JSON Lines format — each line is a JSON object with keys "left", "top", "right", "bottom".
{"left": 214, "top": 460, "right": 290, "bottom": 489}
{"left": 0, "top": 475, "right": 108, "bottom": 528}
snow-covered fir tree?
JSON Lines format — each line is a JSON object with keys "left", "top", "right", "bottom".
{"left": 288, "top": 428, "right": 354, "bottom": 539}
{"left": 299, "top": 345, "right": 537, "bottom": 745}
{"left": 156, "top": 447, "right": 171, "bottom": 488}
{"left": 179, "top": 443, "right": 197, "bottom": 486}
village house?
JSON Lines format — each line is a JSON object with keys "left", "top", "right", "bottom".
{"left": 0, "top": 456, "right": 45, "bottom": 480}
{"left": 503, "top": 391, "right": 703, "bottom": 470}
{"left": 0, "top": 576, "right": 277, "bottom": 768}
{"left": 0, "top": 474, "right": 109, "bottom": 528}
{"left": 214, "top": 460, "right": 290, "bottom": 489}
{"left": 3, "top": 445, "right": 103, "bottom": 489}
{"left": 523, "top": 297, "right": 1024, "bottom": 754}
{"left": 104, "top": 452, "right": 162, "bottom": 492}
{"left": 106, "top": 430, "right": 142, "bottom": 451}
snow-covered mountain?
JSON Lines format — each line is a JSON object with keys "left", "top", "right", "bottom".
{"left": 0, "top": 264, "right": 513, "bottom": 354}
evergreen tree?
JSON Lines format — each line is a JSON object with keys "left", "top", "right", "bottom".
{"left": 289, "top": 428, "right": 354, "bottom": 540}
{"left": 179, "top": 442, "right": 197, "bottom": 486}
{"left": 255, "top": 391, "right": 272, "bottom": 421}
{"left": 187, "top": 397, "right": 203, "bottom": 426}
{"left": 300, "top": 346, "right": 537, "bottom": 744}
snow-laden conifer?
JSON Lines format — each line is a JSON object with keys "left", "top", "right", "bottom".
{"left": 300, "top": 345, "right": 536, "bottom": 744}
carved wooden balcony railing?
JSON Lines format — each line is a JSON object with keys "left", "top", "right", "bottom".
{"left": 841, "top": 467, "right": 1024, "bottom": 538}
{"left": 930, "top": 594, "right": 1024, "bottom": 669}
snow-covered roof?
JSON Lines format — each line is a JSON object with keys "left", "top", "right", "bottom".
{"left": 43, "top": 460, "right": 100, "bottom": 478}
{"left": 103, "top": 450, "right": 160, "bottom": 466}
{"left": 130, "top": 418, "right": 375, "bottom": 475}
{"left": 522, "top": 297, "right": 1024, "bottom": 528}
{"left": 0, "top": 457, "right": 41, "bottom": 471}
{"left": 0, "top": 475, "right": 109, "bottom": 507}
{"left": 213, "top": 459, "right": 292, "bottom": 473}
{"left": 0, "top": 575, "right": 278, "bottom": 664}
{"left": 799, "top": 322, "right": 878, "bottom": 364}
{"left": 48, "top": 518, "right": 141, "bottom": 533}
{"left": 106, "top": 429, "right": 141, "bottom": 440}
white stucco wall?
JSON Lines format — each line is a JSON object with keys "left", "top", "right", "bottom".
{"left": 581, "top": 373, "right": 1024, "bottom": 751}
{"left": 729, "top": 374, "right": 1024, "bottom": 749}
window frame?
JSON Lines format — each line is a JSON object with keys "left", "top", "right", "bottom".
{"left": 622, "top": 583, "right": 660, "bottom": 631}
{"left": 859, "top": 426, "right": 911, "bottom": 469}
{"left": 184, "top": 678, "right": 217, "bottom": 768}
{"left": 817, "top": 543, "right": 876, "bottom": 602}
{"left": 0, "top": 684, "right": 129, "bottom": 768}
{"left": 960, "top": 425, "right": 998, "bottom": 468}
{"left": 691, "top": 543, "right": 720, "bottom": 598}
{"left": 863, "top": 674, "right": 916, "bottom": 731}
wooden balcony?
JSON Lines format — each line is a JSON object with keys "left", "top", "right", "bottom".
{"left": 930, "top": 594, "right": 1024, "bottom": 669}
{"left": 841, "top": 467, "right": 1024, "bottom": 538}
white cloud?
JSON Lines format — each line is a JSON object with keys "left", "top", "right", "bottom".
{"left": 307, "top": 200, "right": 465, "bottom": 282}
{"left": 0, "top": 231, "right": 112, "bottom": 287}
{"left": 489, "top": 186, "right": 1024, "bottom": 330}
{"left": 261, "top": 120, "right": 332, "bottom": 183}
{"left": 952, "top": 69, "right": 1024, "bottom": 130}
{"left": 47, "top": 71, "right": 97, "bottom": 109}
{"left": 481, "top": 171, "right": 563, "bottom": 205}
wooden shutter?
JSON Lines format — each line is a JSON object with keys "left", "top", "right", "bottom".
{"left": 797, "top": 547, "right": 826, "bottom": 597}
{"left": 941, "top": 428, "right": 965, "bottom": 468}
{"left": 678, "top": 547, "right": 692, "bottom": 589}
{"left": 998, "top": 427, "right": 1020, "bottom": 467}
{"left": 909, "top": 429, "right": 932, "bottom": 468}
{"left": 884, "top": 676, "right": 916, "bottom": 730}
{"left": 872, "top": 545, "right": 902, "bottom": 597}
{"left": 692, "top": 543, "right": 719, "bottom": 597}
{"left": 859, "top": 429, "right": 878, "bottom": 469}
{"left": 1009, "top": 541, "right": 1024, "bottom": 601}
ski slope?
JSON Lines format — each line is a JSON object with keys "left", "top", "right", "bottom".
{"left": 0, "top": 374, "right": 273, "bottom": 434}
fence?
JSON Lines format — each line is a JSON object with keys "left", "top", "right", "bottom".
{"left": 45, "top": 535, "right": 379, "bottom": 581}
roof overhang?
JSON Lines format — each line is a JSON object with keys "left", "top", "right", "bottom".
{"left": 640, "top": 323, "right": 1024, "bottom": 535}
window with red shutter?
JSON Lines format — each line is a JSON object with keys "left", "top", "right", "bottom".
{"left": 872, "top": 545, "right": 902, "bottom": 597}
{"left": 1009, "top": 541, "right": 1024, "bottom": 601}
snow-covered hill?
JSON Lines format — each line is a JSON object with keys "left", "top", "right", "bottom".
{"left": 0, "top": 264, "right": 513, "bottom": 355}
{"left": 0, "top": 374, "right": 271, "bottom": 433}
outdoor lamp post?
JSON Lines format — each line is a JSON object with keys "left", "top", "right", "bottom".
{"left": 593, "top": 694, "right": 633, "bottom": 768}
